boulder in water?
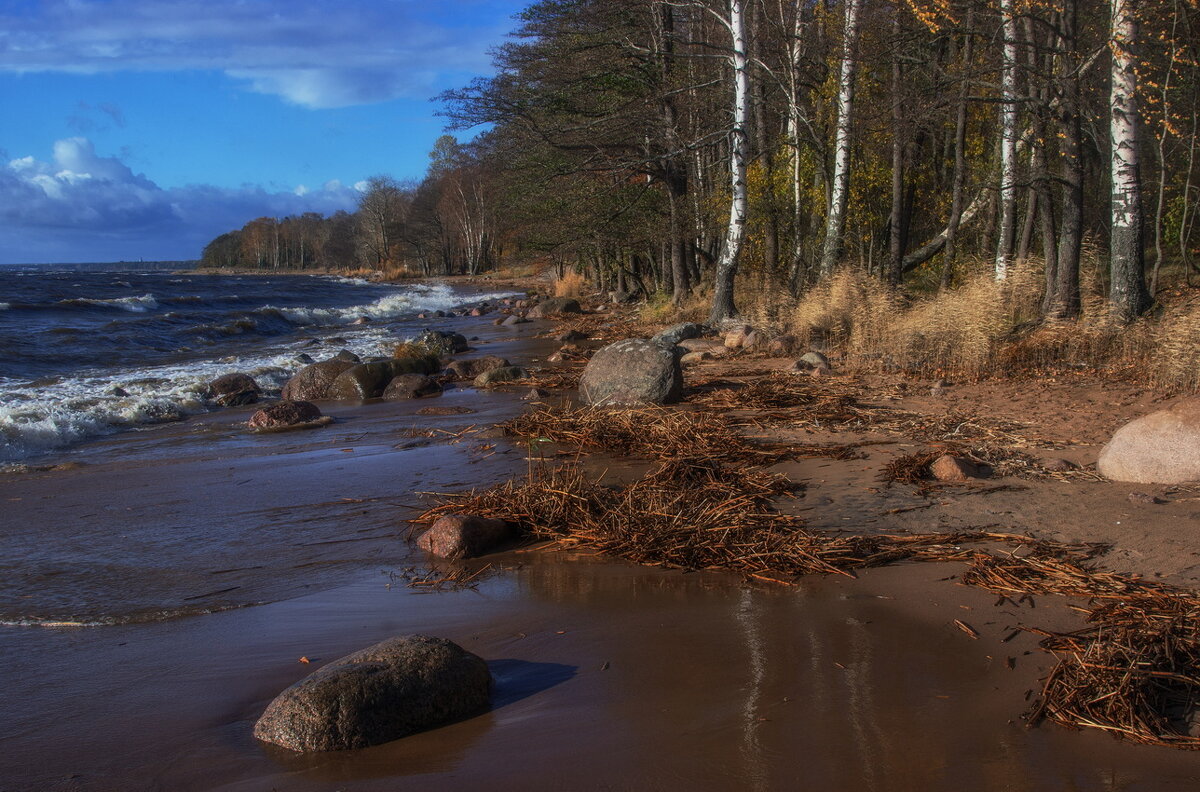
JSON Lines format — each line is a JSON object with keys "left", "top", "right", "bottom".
{"left": 248, "top": 401, "right": 324, "bottom": 430}
{"left": 206, "top": 373, "right": 261, "bottom": 406}
{"left": 446, "top": 356, "right": 510, "bottom": 380}
{"left": 253, "top": 635, "right": 492, "bottom": 752}
{"left": 473, "top": 366, "right": 528, "bottom": 388}
{"left": 416, "top": 515, "right": 514, "bottom": 559}
{"left": 281, "top": 360, "right": 356, "bottom": 401}
{"left": 383, "top": 374, "right": 443, "bottom": 400}
{"left": 326, "top": 357, "right": 440, "bottom": 400}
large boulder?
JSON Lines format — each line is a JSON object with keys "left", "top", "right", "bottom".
{"left": 652, "top": 323, "right": 706, "bottom": 347}
{"left": 579, "top": 338, "right": 683, "bottom": 406}
{"left": 446, "top": 356, "right": 510, "bottom": 380}
{"left": 416, "top": 515, "right": 514, "bottom": 559}
{"left": 527, "top": 297, "right": 582, "bottom": 319}
{"left": 1098, "top": 399, "right": 1200, "bottom": 484}
{"left": 382, "top": 374, "right": 443, "bottom": 400}
{"left": 326, "top": 356, "right": 440, "bottom": 400}
{"left": 281, "top": 360, "right": 356, "bottom": 400}
{"left": 248, "top": 401, "right": 324, "bottom": 430}
{"left": 253, "top": 635, "right": 492, "bottom": 752}
{"left": 206, "top": 373, "right": 261, "bottom": 406}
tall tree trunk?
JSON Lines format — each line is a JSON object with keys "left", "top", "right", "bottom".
{"left": 709, "top": 0, "right": 750, "bottom": 324}
{"left": 995, "top": 0, "right": 1019, "bottom": 280}
{"left": 941, "top": 0, "right": 976, "bottom": 288}
{"left": 818, "top": 0, "right": 863, "bottom": 278}
{"left": 1049, "top": 0, "right": 1083, "bottom": 318}
{"left": 1109, "top": 0, "right": 1152, "bottom": 321}
{"left": 888, "top": 7, "right": 905, "bottom": 285}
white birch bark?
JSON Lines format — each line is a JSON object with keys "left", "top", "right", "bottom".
{"left": 708, "top": 0, "right": 750, "bottom": 322}
{"left": 994, "top": 0, "right": 1018, "bottom": 281}
{"left": 1109, "top": 0, "right": 1151, "bottom": 320}
{"left": 818, "top": 0, "right": 863, "bottom": 278}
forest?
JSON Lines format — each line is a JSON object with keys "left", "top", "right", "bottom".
{"left": 201, "top": 0, "right": 1200, "bottom": 334}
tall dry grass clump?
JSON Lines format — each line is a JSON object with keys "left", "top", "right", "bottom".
{"left": 790, "top": 269, "right": 899, "bottom": 354}
{"left": 553, "top": 270, "right": 587, "bottom": 298}
{"left": 1149, "top": 298, "right": 1200, "bottom": 392}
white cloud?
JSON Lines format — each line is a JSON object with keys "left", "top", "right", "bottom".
{"left": 0, "top": 137, "right": 361, "bottom": 263}
{"left": 0, "top": 0, "right": 513, "bottom": 108}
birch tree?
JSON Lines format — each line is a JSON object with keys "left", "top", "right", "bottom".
{"left": 709, "top": 0, "right": 750, "bottom": 323}
{"left": 818, "top": 0, "right": 863, "bottom": 278}
{"left": 994, "top": 0, "right": 1019, "bottom": 280}
{"left": 1109, "top": 0, "right": 1152, "bottom": 321}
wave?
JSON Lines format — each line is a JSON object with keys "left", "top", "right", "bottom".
{"left": 270, "top": 284, "right": 516, "bottom": 327}
{"left": 0, "top": 602, "right": 254, "bottom": 628}
{"left": 0, "top": 302, "right": 8, "bottom": 311}
{"left": 0, "top": 325, "right": 402, "bottom": 462}
{"left": 60, "top": 294, "right": 159, "bottom": 312}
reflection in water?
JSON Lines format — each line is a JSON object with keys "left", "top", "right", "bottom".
{"left": 736, "top": 588, "right": 769, "bottom": 792}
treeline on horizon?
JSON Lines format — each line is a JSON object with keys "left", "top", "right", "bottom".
{"left": 202, "top": 0, "right": 1199, "bottom": 325}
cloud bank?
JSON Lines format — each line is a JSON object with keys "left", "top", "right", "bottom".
{"left": 0, "top": 137, "right": 361, "bottom": 263}
{"left": 0, "top": 0, "right": 512, "bottom": 108}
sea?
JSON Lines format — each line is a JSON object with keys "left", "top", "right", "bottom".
{"left": 0, "top": 265, "right": 513, "bottom": 463}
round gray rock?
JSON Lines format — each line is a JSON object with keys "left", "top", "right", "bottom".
{"left": 382, "top": 374, "right": 443, "bottom": 400}
{"left": 253, "top": 635, "right": 492, "bottom": 752}
{"left": 281, "top": 360, "right": 356, "bottom": 401}
{"left": 579, "top": 338, "right": 683, "bottom": 406}
{"left": 1098, "top": 399, "right": 1200, "bottom": 484}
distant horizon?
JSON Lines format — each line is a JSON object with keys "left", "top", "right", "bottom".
{"left": 0, "top": 0, "right": 527, "bottom": 265}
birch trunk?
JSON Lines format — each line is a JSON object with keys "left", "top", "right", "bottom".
{"left": 995, "top": 0, "right": 1019, "bottom": 280}
{"left": 709, "top": 0, "right": 750, "bottom": 324}
{"left": 1108, "top": 0, "right": 1152, "bottom": 321}
{"left": 818, "top": 0, "right": 863, "bottom": 278}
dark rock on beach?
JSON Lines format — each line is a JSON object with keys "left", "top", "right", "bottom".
{"left": 652, "top": 322, "right": 705, "bottom": 347}
{"left": 416, "top": 515, "right": 514, "bottom": 559}
{"left": 579, "top": 338, "right": 682, "bottom": 406}
{"left": 326, "top": 357, "right": 440, "bottom": 400}
{"left": 474, "top": 366, "right": 528, "bottom": 388}
{"left": 253, "top": 635, "right": 492, "bottom": 752}
{"left": 206, "top": 373, "right": 261, "bottom": 406}
{"left": 383, "top": 374, "right": 443, "bottom": 400}
{"left": 446, "top": 356, "right": 510, "bottom": 380}
{"left": 527, "top": 297, "right": 582, "bottom": 318}
{"left": 281, "top": 359, "right": 356, "bottom": 401}
{"left": 419, "top": 329, "right": 470, "bottom": 355}
{"left": 248, "top": 400, "right": 323, "bottom": 430}
{"left": 929, "top": 454, "right": 990, "bottom": 482}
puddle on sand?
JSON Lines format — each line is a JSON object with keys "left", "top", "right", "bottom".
{"left": 4, "top": 555, "right": 1200, "bottom": 792}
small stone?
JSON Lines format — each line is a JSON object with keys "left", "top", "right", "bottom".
{"left": 248, "top": 401, "right": 324, "bottom": 430}
{"left": 556, "top": 330, "right": 589, "bottom": 344}
{"left": 1128, "top": 491, "right": 1164, "bottom": 505}
{"left": 522, "top": 388, "right": 549, "bottom": 400}
{"left": 473, "top": 366, "right": 528, "bottom": 387}
{"left": 680, "top": 351, "right": 714, "bottom": 365}
{"left": 417, "top": 515, "right": 514, "bottom": 559}
{"left": 1042, "top": 458, "right": 1077, "bottom": 473}
{"left": 929, "top": 454, "right": 989, "bottom": 482}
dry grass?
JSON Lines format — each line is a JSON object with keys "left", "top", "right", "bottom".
{"left": 724, "top": 261, "right": 1195, "bottom": 393}
{"left": 553, "top": 270, "right": 587, "bottom": 298}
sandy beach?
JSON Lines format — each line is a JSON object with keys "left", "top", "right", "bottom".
{"left": 5, "top": 289, "right": 1200, "bottom": 790}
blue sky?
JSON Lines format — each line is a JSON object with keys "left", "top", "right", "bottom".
{"left": 0, "top": 0, "right": 525, "bottom": 263}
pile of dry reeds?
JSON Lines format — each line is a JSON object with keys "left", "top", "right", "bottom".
{"left": 415, "top": 459, "right": 1066, "bottom": 582}
{"left": 502, "top": 404, "right": 861, "bottom": 463}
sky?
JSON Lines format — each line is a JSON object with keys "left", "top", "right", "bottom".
{"left": 0, "top": 0, "right": 527, "bottom": 264}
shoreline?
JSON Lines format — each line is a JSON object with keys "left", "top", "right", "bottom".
{"left": 4, "top": 284, "right": 1200, "bottom": 788}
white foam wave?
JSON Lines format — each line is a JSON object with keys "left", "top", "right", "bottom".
{"left": 0, "top": 302, "right": 9, "bottom": 311}
{"left": 327, "top": 275, "right": 372, "bottom": 286}
{"left": 271, "top": 283, "right": 470, "bottom": 326}
{"left": 0, "top": 325, "right": 402, "bottom": 462}
{"left": 63, "top": 294, "right": 159, "bottom": 312}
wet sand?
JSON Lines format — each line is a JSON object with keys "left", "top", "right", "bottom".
{"left": 5, "top": 306, "right": 1200, "bottom": 790}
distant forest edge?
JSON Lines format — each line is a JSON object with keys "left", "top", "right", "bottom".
{"left": 200, "top": 0, "right": 1199, "bottom": 326}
